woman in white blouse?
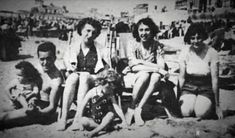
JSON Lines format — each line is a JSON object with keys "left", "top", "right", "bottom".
{"left": 178, "top": 23, "right": 223, "bottom": 119}
{"left": 125, "top": 18, "right": 171, "bottom": 126}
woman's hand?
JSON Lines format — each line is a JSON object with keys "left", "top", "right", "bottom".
{"left": 144, "top": 53, "right": 155, "bottom": 62}
{"left": 216, "top": 106, "right": 223, "bottom": 119}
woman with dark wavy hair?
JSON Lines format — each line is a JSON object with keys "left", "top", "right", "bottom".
{"left": 3, "top": 61, "right": 42, "bottom": 110}
{"left": 178, "top": 23, "right": 223, "bottom": 120}
{"left": 124, "top": 17, "right": 171, "bottom": 126}
{"left": 57, "top": 17, "right": 108, "bottom": 131}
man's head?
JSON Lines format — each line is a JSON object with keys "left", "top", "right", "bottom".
{"left": 37, "top": 42, "right": 56, "bottom": 72}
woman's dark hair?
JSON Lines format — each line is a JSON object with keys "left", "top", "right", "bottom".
{"left": 15, "top": 61, "right": 42, "bottom": 90}
{"left": 76, "top": 17, "right": 102, "bottom": 38}
{"left": 184, "top": 23, "right": 208, "bottom": 44}
{"left": 132, "top": 17, "right": 159, "bottom": 42}
{"left": 37, "top": 41, "right": 56, "bottom": 57}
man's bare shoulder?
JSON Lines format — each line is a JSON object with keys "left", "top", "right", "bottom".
{"left": 41, "top": 67, "right": 63, "bottom": 87}
{"left": 50, "top": 69, "right": 63, "bottom": 86}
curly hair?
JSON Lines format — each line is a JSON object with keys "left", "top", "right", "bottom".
{"left": 15, "top": 61, "right": 42, "bottom": 90}
{"left": 184, "top": 23, "right": 208, "bottom": 44}
{"left": 95, "top": 69, "right": 123, "bottom": 95}
{"left": 132, "top": 17, "right": 160, "bottom": 42}
{"left": 76, "top": 17, "right": 102, "bottom": 38}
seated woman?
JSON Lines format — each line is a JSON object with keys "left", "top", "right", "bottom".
{"left": 57, "top": 17, "right": 109, "bottom": 131}
{"left": 124, "top": 17, "right": 174, "bottom": 126}
{"left": 178, "top": 23, "right": 223, "bottom": 119}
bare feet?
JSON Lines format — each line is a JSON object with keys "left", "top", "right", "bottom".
{"left": 134, "top": 108, "right": 144, "bottom": 126}
{"left": 56, "top": 120, "right": 67, "bottom": 131}
{"left": 125, "top": 108, "right": 134, "bottom": 125}
{"left": 68, "top": 119, "right": 84, "bottom": 131}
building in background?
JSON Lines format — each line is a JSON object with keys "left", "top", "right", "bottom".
{"left": 133, "top": 3, "right": 149, "bottom": 15}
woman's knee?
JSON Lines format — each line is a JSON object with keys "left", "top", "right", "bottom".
{"left": 79, "top": 73, "right": 92, "bottom": 84}
{"left": 150, "top": 73, "right": 161, "bottom": 83}
{"left": 180, "top": 95, "right": 196, "bottom": 117}
{"left": 194, "top": 96, "right": 212, "bottom": 118}
{"left": 65, "top": 73, "right": 79, "bottom": 85}
{"left": 181, "top": 106, "right": 194, "bottom": 117}
{"left": 136, "top": 72, "right": 150, "bottom": 82}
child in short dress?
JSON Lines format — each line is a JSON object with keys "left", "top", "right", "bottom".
{"left": 72, "top": 69, "right": 127, "bottom": 138}
{"left": 5, "top": 61, "right": 42, "bottom": 110}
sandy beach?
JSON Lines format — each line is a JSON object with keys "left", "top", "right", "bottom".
{"left": 0, "top": 35, "right": 235, "bottom": 138}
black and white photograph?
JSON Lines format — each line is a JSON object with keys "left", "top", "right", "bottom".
{"left": 0, "top": 0, "right": 235, "bottom": 137}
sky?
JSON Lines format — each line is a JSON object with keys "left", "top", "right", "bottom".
{"left": 0, "top": 0, "right": 175, "bottom": 16}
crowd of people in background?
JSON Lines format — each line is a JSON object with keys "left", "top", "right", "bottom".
{"left": 0, "top": 13, "right": 235, "bottom": 137}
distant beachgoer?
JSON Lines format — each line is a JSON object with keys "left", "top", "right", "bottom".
{"left": 72, "top": 69, "right": 127, "bottom": 137}
{"left": 0, "top": 42, "right": 63, "bottom": 129}
{"left": 209, "top": 22, "right": 233, "bottom": 52}
{"left": 179, "top": 23, "right": 223, "bottom": 119}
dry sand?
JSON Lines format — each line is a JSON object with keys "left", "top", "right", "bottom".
{"left": 0, "top": 36, "right": 235, "bottom": 138}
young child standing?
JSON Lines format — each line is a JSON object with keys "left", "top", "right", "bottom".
{"left": 5, "top": 61, "right": 42, "bottom": 110}
{"left": 70, "top": 69, "right": 127, "bottom": 137}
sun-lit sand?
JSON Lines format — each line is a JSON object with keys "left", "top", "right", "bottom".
{"left": 0, "top": 35, "right": 235, "bottom": 138}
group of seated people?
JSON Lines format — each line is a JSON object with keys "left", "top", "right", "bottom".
{"left": 0, "top": 17, "right": 223, "bottom": 137}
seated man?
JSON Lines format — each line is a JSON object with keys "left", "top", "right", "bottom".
{"left": 0, "top": 41, "right": 63, "bottom": 129}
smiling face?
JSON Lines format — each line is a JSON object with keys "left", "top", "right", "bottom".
{"left": 190, "top": 33, "right": 204, "bottom": 50}
{"left": 80, "top": 24, "right": 98, "bottom": 45}
{"left": 138, "top": 23, "right": 152, "bottom": 42}
{"left": 38, "top": 51, "right": 55, "bottom": 72}
{"left": 16, "top": 69, "right": 25, "bottom": 83}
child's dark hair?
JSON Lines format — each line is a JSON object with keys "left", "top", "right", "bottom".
{"left": 15, "top": 61, "right": 42, "bottom": 90}
{"left": 37, "top": 41, "right": 56, "bottom": 57}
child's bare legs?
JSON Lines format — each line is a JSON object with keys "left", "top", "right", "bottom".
{"left": 70, "top": 73, "right": 94, "bottom": 130}
{"left": 57, "top": 73, "right": 79, "bottom": 131}
{"left": 134, "top": 73, "right": 161, "bottom": 126}
{"left": 126, "top": 72, "right": 149, "bottom": 125}
{"left": 83, "top": 112, "right": 114, "bottom": 138}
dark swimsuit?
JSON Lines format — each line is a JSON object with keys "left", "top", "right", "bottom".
{"left": 84, "top": 89, "right": 114, "bottom": 124}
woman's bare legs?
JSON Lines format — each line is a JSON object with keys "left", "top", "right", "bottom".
{"left": 69, "top": 72, "right": 94, "bottom": 130}
{"left": 134, "top": 73, "right": 161, "bottom": 126}
{"left": 125, "top": 72, "right": 150, "bottom": 125}
{"left": 57, "top": 73, "right": 79, "bottom": 131}
{"left": 180, "top": 94, "right": 197, "bottom": 117}
{"left": 194, "top": 95, "right": 212, "bottom": 119}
